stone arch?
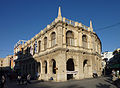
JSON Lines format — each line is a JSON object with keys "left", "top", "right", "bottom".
{"left": 51, "top": 59, "right": 56, "bottom": 74}
{"left": 66, "top": 58, "right": 75, "bottom": 80}
{"left": 66, "top": 30, "right": 74, "bottom": 46}
{"left": 67, "top": 58, "right": 75, "bottom": 71}
{"left": 83, "top": 59, "right": 88, "bottom": 68}
{"left": 43, "top": 60, "right": 47, "bottom": 74}
{"left": 51, "top": 32, "right": 56, "bottom": 47}
{"left": 83, "top": 59, "right": 89, "bottom": 78}
{"left": 37, "top": 62, "right": 41, "bottom": 73}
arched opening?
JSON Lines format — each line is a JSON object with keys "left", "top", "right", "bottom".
{"left": 51, "top": 32, "right": 56, "bottom": 47}
{"left": 33, "top": 43, "right": 35, "bottom": 55}
{"left": 52, "top": 59, "right": 56, "bottom": 74}
{"left": 66, "top": 59, "right": 74, "bottom": 80}
{"left": 82, "top": 35, "right": 87, "bottom": 48}
{"left": 37, "top": 62, "right": 41, "bottom": 73}
{"left": 66, "top": 31, "right": 74, "bottom": 46}
{"left": 83, "top": 59, "right": 89, "bottom": 78}
{"left": 83, "top": 60, "right": 88, "bottom": 68}
{"left": 38, "top": 41, "right": 41, "bottom": 53}
{"left": 44, "top": 61, "right": 47, "bottom": 74}
{"left": 44, "top": 37, "right": 47, "bottom": 50}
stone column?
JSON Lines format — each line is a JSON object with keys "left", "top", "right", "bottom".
{"left": 57, "top": 23, "right": 63, "bottom": 47}
{"left": 79, "top": 55, "right": 84, "bottom": 79}
{"left": 74, "top": 32, "right": 78, "bottom": 47}
{"left": 79, "top": 32, "right": 82, "bottom": 47}
{"left": 41, "top": 38, "right": 44, "bottom": 51}
{"left": 63, "top": 28, "right": 66, "bottom": 45}
{"left": 74, "top": 54, "right": 79, "bottom": 79}
{"left": 88, "top": 35, "right": 92, "bottom": 49}
{"left": 47, "top": 59, "right": 50, "bottom": 77}
{"left": 48, "top": 33, "right": 51, "bottom": 48}
{"left": 56, "top": 53, "right": 66, "bottom": 81}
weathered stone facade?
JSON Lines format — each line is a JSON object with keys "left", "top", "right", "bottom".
{"left": 14, "top": 7, "right": 102, "bottom": 82}
{"left": 0, "top": 55, "right": 11, "bottom": 68}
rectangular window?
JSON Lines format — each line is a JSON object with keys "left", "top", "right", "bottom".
{"left": 1, "top": 64, "right": 3, "bottom": 66}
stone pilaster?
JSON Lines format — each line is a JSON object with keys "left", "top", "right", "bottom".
{"left": 63, "top": 28, "right": 66, "bottom": 45}
{"left": 57, "top": 23, "right": 63, "bottom": 47}
{"left": 79, "top": 32, "right": 82, "bottom": 47}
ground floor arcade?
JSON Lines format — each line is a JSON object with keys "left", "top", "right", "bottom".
{"left": 15, "top": 50, "right": 102, "bottom": 82}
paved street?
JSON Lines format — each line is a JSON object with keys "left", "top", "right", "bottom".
{"left": 6, "top": 77, "right": 117, "bottom": 88}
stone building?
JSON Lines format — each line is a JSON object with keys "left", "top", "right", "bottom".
{"left": 0, "top": 55, "right": 12, "bottom": 69}
{"left": 108, "top": 48, "right": 120, "bottom": 69}
{"left": 14, "top": 7, "right": 102, "bottom": 82}
{"left": 101, "top": 52, "right": 113, "bottom": 72}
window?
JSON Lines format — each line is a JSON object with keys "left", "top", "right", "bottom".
{"left": 44, "top": 61, "right": 47, "bottom": 74}
{"left": 51, "top": 32, "right": 56, "bottom": 47}
{"left": 44, "top": 37, "right": 47, "bottom": 50}
{"left": 82, "top": 35, "right": 87, "bottom": 48}
{"left": 83, "top": 60, "right": 88, "bottom": 67}
{"left": 66, "top": 31, "right": 74, "bottom": 46}
{"left": 33, "top": 43, "right": 35, "bottom": 55}
{"left": 38, "top": 41, "right": 41, "bottom": 53}
{"left": 38, "top": 62, "right": 41, "bottom": 73}
{"left": 52, "top": 59, "right": 56, "bottom": 74}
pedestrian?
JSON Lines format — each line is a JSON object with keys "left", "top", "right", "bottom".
{"left": 21, "top": 74, "right": 25, "bottom": 84}
{"left": 1, "top": 75, "right": 6, "bottom": 88}
{"left": 112, "top": 69, "right": 116, "bottom": 77}
{"left": 17, "top": 75, "right": 21, "bottom": 85}
{"left": 27, "top": 74, "right": 31, "bottom": 84}
{"left": 36, "top": 72, "right": 40, "bottom": 79}
{"left": 112, "top": 70, "right": 118, "bottom": 81}
{"left": 116, "top": 70, "right": 119, "bottom": 78}
{"left": 93, "top": 70, "right": 98, "bottom": 78}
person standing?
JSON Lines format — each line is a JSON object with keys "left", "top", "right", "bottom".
{"left": 17, "top": 75, "right": 21, "bottom": 85}
{"left": 27, "top": 74, "right": 31, "bottom": 84}
{"left": 116, "top": 70, "right": 119, "bottom": 78}
{"left": 112, "top": 69, "right": 117, "bottom": 81}
{"left": 93, "top": 70, "right": 98, "bottom": 78}
{"left": 1, "top": 75, "right": 6, "bottom": 88}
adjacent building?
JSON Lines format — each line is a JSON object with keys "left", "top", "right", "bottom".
{"left": 101, "top": 52, "right": 113, "bottom": 69}
{"left": 0, "top": 55, "right": 12, "bottom": 70}
{"left": 108, "top": 48, "right": 120, "bottom": 69}
{"left": 14, "top": 7, "right": 102, "bottom": 82}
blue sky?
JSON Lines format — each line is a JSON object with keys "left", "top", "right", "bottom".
{"left": 0, "top": 0, "right": 120, "bottom": 58}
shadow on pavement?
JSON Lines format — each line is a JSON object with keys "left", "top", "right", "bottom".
{"left": 31, "top": 80, "right": 44, "bottom": 84}
{"left": 104, "top": 76, "right": 120, "bottom": 88}
{"left": 66, "top": 85, "right": 84, "bottom": 88}
{"left": 104, "top": 77, "right": 114, "bottom": 85}
{"left": 96, "top": 83, "right": 111, "bottom": 88}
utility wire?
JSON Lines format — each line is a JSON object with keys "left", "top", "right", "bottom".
{"left": 95, "top": 22, "right": 120, "bottom": 32}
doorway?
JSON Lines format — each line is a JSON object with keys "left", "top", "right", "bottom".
{"left": 66, "top": 59, "right": 74, "bottom": 80}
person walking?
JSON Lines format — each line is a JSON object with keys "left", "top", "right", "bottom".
{"left": 17, "top": 75, "right": 21, "bottom": 85}
{"left": 1, "top": 75, "right": 6, "bottom": 88}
